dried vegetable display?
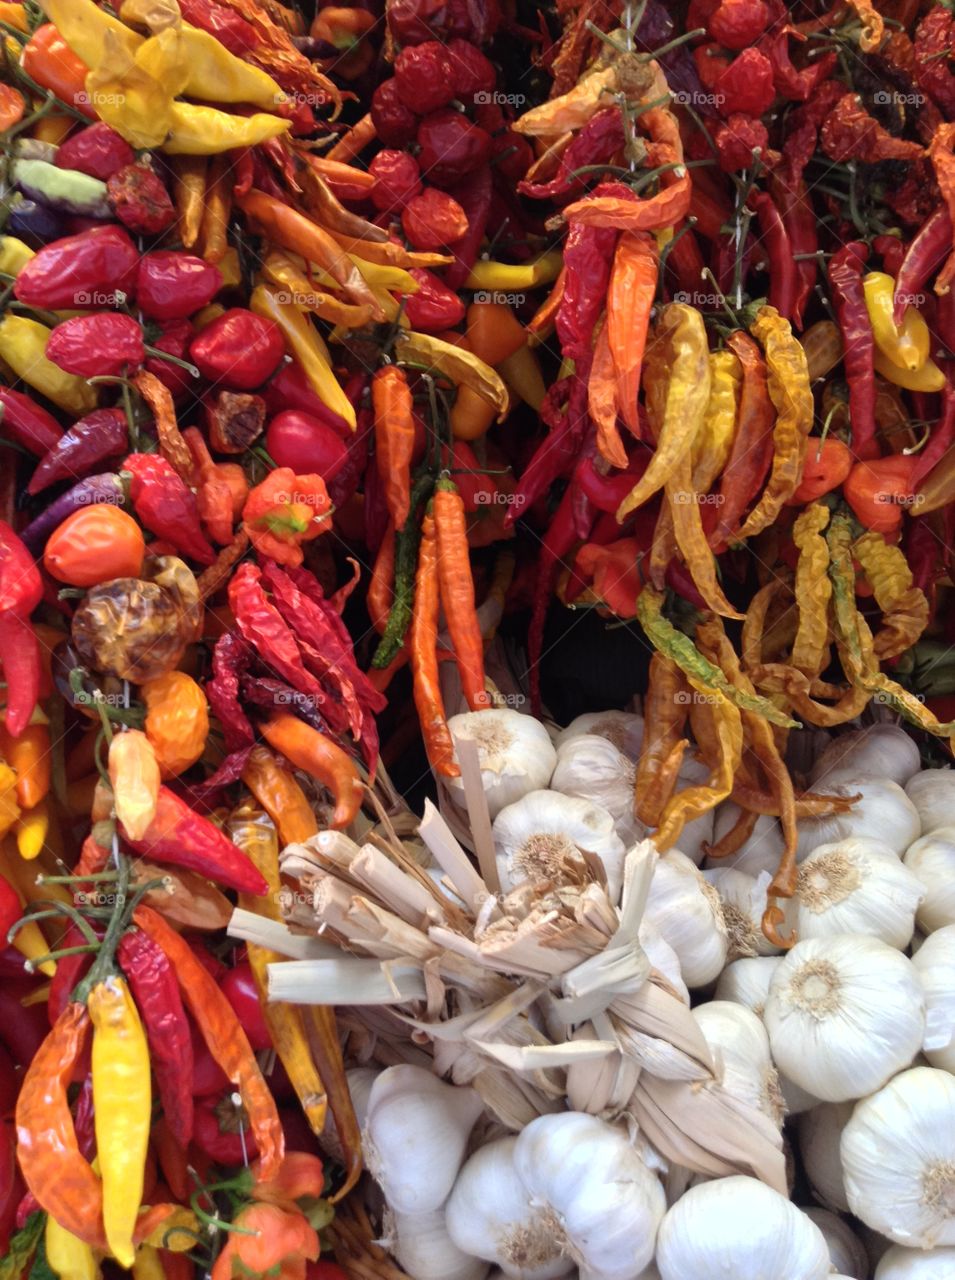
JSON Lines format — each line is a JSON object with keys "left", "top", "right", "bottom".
{"left": 0, "top": 0, "right": 954, "bottom": 1277}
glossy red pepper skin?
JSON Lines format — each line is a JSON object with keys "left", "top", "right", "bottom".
{"left": 107, "top": 163, "right": 176, "bottom": 235}
{"left": 892, "top": 207, "right": 953, "bottom": 326}
{"left": 262, "top": 362, "right": 351, "bottom": 437}
{"left": 0, "top": 387, "right": 62, "bottom": 457}
{"left": 369, "top": 150, "right": 422, "bottom": 213}
{"left": 403, "top": 268, "right": 465, "bottom": 331}
{"left": 265, "top": 411, "right": 349, "bottom": 478}
{"left": 828, "top": 242, "right": 877, "bottom": 458}
{"left": 913, "top": 383, "right": 955, "bottom": 488}
{"left": 220, "top": 962, "right": 271, "bottom": 1051}
{"left": 124, "top": 453, "right": 216, "bottom": 566}
{"left": 193, "top": 1095, "right": 259, "bottom": 1165}
{"left": 13, "top": 225, "right": 139, "bottom": 310}
{"left": 191, "top": 309, "right": 286, "bottom": 391}
{"left": 146, "top": 321, "right": 196, "bottom": 401}
{"left": 27, "top": 409, "right": 128, "bottom": 495}
{"left": 118, "top": 930, "right": 194, "bottom": 1146}
{"left": 46, "top": 313, "right": 144, "bottom": 379}
{"left": 191, "top": 1023, "right": 231, "bottom": 1097}
{"left": 177, "top": 0, "right": 258, "bottom": 52}
{"left": 416, "top": 111, "right": 491, "bottom": 187}
{"left": 0, "top": 522, "right": 42, "bottom": 738}
{"left": 55, "top": 124, "right": 135, "bottom": 182}
{"left": 137, "top": 253, "right": 222, "bottom": 322}
{"left": 769, "top": 168, "right": 817, "bottom": 330}
{"left": 751, "top": 191, "right": 797, "bottom": 322}
{"left": 0, "top": 876, "right": 19, "bottom": 946}
{"left": 444, "top": 166, "right": 492, "bottom": 290}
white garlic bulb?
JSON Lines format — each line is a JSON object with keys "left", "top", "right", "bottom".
{"left": 446, "top": 1137, "right": 573, "bottom": 1280}
{"left": 655, "top": 1176, "right": 830, "bottom": 1280}
{"left": 555, "top": 711, "right": 643, "bottom": 760}
{"left": 491, "top": 790, "right": 625, "bottom": 901}
{"left": 904, "top": 827, "right": 955, "bottom": 934}
{"left": 794, "top": 838, "right": 925, "bottom": 949}
{"left": 703, "top": 867, "right": 782, "bottom": 958}
{"left": 798, "top": 1101, "right": 853, "bottom": 1213}
{"left": 714, "top": 956, "right": 781, "bottom": 1016}
{"left": 692, "top": 1000, "right": 783, "bottom": 1126}
{"left": 809, "top": 725, "right": 921, "bottom": 790}
{"left": 550, "top": 734, "right": 644, "bottom": 842}
{"left": 389, "top": 1209, "right": 490, "bottom": 1280}
{"left": 911, "top": 924, "right": 955, "bottom": 1072}
{"left": 447, "top": 709, "right": 556, "bottom": 819}
{"left": 803, "top": 1208, "right": 867, "bottom": 1279}
{"left": 638, "top": 919, "right": 688, "bottom": 1005}
{"left": 364, "top": 1066, "right": 484, "bottom": 1215}
{"left": 705, "top": 805, "right": 786, "bottom": 878}
{"left": 512, "top": 1112, "right": 666, "bottom": 1280}
{"left": 763, "top": 934, "right": 925, "bottom": 1102}
{"left": 643, "top": 849, "right": 728, "bottom": 988}
{"left": 905, "top": 769, "right": 955, "bottom": 837}
{"left": 795, "top": 779, "right": 921, "bottom": 860}
{"left": 841, "top": 1066, "right": 955, "bottom": 1248}
{"left": 875, "top": 1245, "right": 955, "bottom": 1278}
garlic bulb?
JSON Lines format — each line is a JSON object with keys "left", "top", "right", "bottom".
{"left": 911, "top": 924, "right": 955, "bottom": 1071}
{"left": 703, "top": 867, "right": 782, "bottom": 958}
{"left": 364, "top": 1065, "right": 484, "bottom": 1214}
{"left": 655, "top": 1176, "right": 830, "bottom": 1280}
{"left": 692, "top": 1000, "right": 783, "bottom": 1126}
{"left": 446, "top": 1137, "right": 574, "bottom": 1280}
{"left": 905, "top": 770, "right": 955, "bottom": 837}
{"left": 642, "top": 848, "right": 728, "bottom": 988}
{"left": 389, "top": 1209, "right": 490, "bottom": 1280}
{"left": 803, "top": 1208, "right": 867, "bottom": 1279}
{"left": 550, "top": 735, "right": 646, "bottom": 845}
{"left": 809, "top": 724, "right": 921, "bottom": 790}
{"left": 320, "top": 1066, "right": 377, "bottom": 1164}
{"left": 841, "top": 1066, "right": 955, "bottom": 1247}
{"left": 794, "top": 838, "right": 925, "bottom": 949}
{"left": 639, "top": 919, "right": 688, "bottom": 1005}
{"left": 798, "top": 1101, "right": 853, "bottom": 1213}
{"left": 512, "top": 1112, "right": 666, "bottom": 1280}
{"left": 875, "top": 1245, "right": 955, "bottom": 1278}
{"left": 492, "top": 791, "right": 625, "bottom": 901}
{"left": 763, "top": 934, "right": 925, "bottom": 1102}
{"left": 795, "top": 779, "right": 921, "bottom": 860}
{"left": 714, "top": 956, "right": 781, "bottom": 1016}
{"left": 904, "top": 827, "right": 955, "bottom": 934}
{"left": 555, "top": 711, "right": 643, "bottom": 760}
{"left": 705, "top": 805, "right": 786, "bottom": 878}
{"left": 447, "top": 709, "right": 556, "bottom": 819}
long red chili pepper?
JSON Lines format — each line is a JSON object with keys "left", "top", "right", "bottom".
{"left": 752, "top": 191, "right": 797, "bottom": 322}
{"left": 372, "top": 366, "right": 415, "bottom": 530}
{"left": 707, "top": 332, "right": 775, "bottom": 552}
{"left": 769, "top": 170, "right": 817, "bottom": 330}
{"left": 828, "top": 242, "right": 877, "bottom": 458}
{"left": 0, "top": 521, "right": 42, "bottom": 738}
{"left": 433, "top": 481, "right": 491, "bottom": 712}
{"left": 893, "top": 207, "right": 953, "bottom": 326}
{"left": 410, "top": 513, "right": 459, "bottom": 777}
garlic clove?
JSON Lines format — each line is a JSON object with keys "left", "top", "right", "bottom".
{"left": 796, "top": 779, "right": 921, "bottom": 860}
{"left": 803, "top": 1207, "right": 868, "bottom": 1279}
{"left": 798, "top": 1101, "right": 854, "bottom": 1213}
{"left": 904, "top": 827, "right": 955, "bottom": 935}
{"left": 911, "top": 924, "right": 955, "bottom": 1071}
{"left": 445, "top": 1136, "right": 575, "bottom": 1280}
{"left": 643, "top": 849, "right": 728, "bottom": 988}
{"left": 809, "top": 725, "right": 921, "bottom": 791}
{"left": 905, "top": 770, "right": 955, "bottom": 839}
{"left": 763, "top": 933, "right": 925, "bottom": 1102}
{"left": 491, "top": 790, "right": 625, "bottom": 902}
{"left": 841, "top": 1066, "right": 955, "bottom": 1248}
{"left": 875, "top": 1244, "right": 955, "bottom": 1278}
{"left": 389, "top": 1208, "right": 491, "bottom": 1280}
{"left": 795, "top": 837, "right": 925, "bottom": 950}
{"left": 447, "top": 709, "right": 557, "bottom": 820}
{"left": 319, "top": 1066, "right": 377, "bottom": 1165}
{"left": 655, "top": 1176, "right": 831, "bottom": 1280}
{"left": 778, "top": 1072, "right": 819, "bottom": 1117}
{"left": 364, "top": 1065, "right": 484, "bottom": 1215}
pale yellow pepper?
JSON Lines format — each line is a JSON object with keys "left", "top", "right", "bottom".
{"left": 863, "top": 271, "right": 930, "bottom": 372}
{"left": 0, "top": 316, "right": 97, "bottom": 414}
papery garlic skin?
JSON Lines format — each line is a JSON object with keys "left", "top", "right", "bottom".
{"left": 705, "top": 805, "right": 786, "bottom": 878}
{"left": 803, "top": 1208, "right": 868, "bottom": 1279}
{"left": 795, "top": 780, "right": 921, "bottom": 860}
{"left": 643, "top": 848, "right": 728, "bottom": 988}
{"left": 491, "top": 791, "right": 625, "bottom": 901}
{"left": 798, "top": 1101, "right": 854, "bottom": 1213}
{"left": 551, "top": 735, "right": 646, "bottom": 847}
{"left": 763, "top": 934, "right": 926, "bottom": 1102}
{"left": 809, "top": 725, "right": 921, "bottom": 790}
{"left": 911, "top": 924, "right": 955, "bottom": 1072}
{"left": 794, "top": 838, "right": 925, "bottom": 949}
{"left": 512, "top": 1112, "right": 666, "bottom": 1280}
{"left": 364, "top": 1066, "right": 484, "bottom": 1215}
{"left": 703, "top": 868, "right": 782, "bottom": 959}
{"left": 841, "top": 1066, "right": 955, "bottom": 1248}
{"left": 655, "top": 1176, "right": 830, "bottom": 1280}
{"left": 875, "top": 1245, "right": 955, "bottom": 1278}
{"left": 639, "top": 920, "right": 688, "bottom": 1005}
{"left": 904, "top": 827, "right": 955, "bottom": 934}
{"left": 447, "top": 710, "right": 556, "bottom": 819}
{"left": 446, "top": 1136, "right": 575, "bottom": 1280}
{"left": 905, "top": 770, "right": 955, "bottom": 837}
{"left": 555, "top": 711, "right": 643, "bottom": 761}
{"left": 692, "top": 1000, "right": 783, "bottom": 1126}
{"left": 389, "top": 1209, "right": 491, "bottom": 1280}
{"left": 714, "top": 956, "right": 781, "bottom": 1017}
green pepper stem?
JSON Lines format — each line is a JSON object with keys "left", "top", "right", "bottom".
{"left": 142, "top": 344, "right": 200, "bottom": 379}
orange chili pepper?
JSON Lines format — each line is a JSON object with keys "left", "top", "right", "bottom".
{"left": 526, "top": 267, "right": 566, "bottom": 346}
{"left": 367, "top": 522, "right": 396, "bottom": 636}
{"left": 606, "top": 231, "right": 657, "bottom": 441}
{"left": 199, "top": 154, "right": 232, "bottom": 266}
{"left": 241, "top": 745, "right": 319, "bottom": 846}
{"left": 21, "top": 25, "right": 94, "bottom": 118}
{"left": 411, "top": 513, "right": 459, "bottom": 777}
{"left": 434, "top": 481, "right": 491, "bottom": 712}
{"left": 464, "top": 300, "right": 526, "bottom": 368}
{"left": 259, "top": 713, "right": 362, "bottom": 829}
{"left": 133, "top": 905, "right": 285, "bottom": 1180}
{"left": 0, "top": 720, "right": 50, "bottom": 810}
{"left": 43, "top": 506, "right": 145, "bottom": 587}
{"left": 844, "top": 454, "right": 919, "bottom": 535}
{"left": 325, "top": 113, "right": 376, "bottom": 163}
{"left": 0, "top": 85, "right": 25, "bottom": 132}
{"left": 372, "top": 365, "right": 415, "bottom": 529}
{"left": 588, "top": 319, "right": 625, "bottom": 469}
{"left": 141, "top": 671, "right": 209, "bottom": 778}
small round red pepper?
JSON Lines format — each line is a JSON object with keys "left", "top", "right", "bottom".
{"left": 708, "top": 0, "right": 770, "bottom": 49}
{"left": 446, "top": 39, "right": 496, "bottom": 100}
{"left": 401, "top": 188, "right": 469, "bottom": 250}
{"left": 844, "top": 455, "right": 919, "bottom": 535}
{"left": 190, "top": 308, "right": 286, "bottom": 391}
{"left": 55, "top": 123, "right": 135, "bottom": 181}
{"left": 416, "top": 110, "right": 491, "bottom": 186}
{"left": 714, "top": 47, "right": 775, "bottom": 117}
{"left": 107, "top": 163, "right": 176, "bottom": 235}
{"left": 220, "top": 962, "right": 272, "bottom": 1052}
{"left": 14, "top": 225, "right": 139, "bottom": 310}
{"left": 265, "top": 411, "right": 349, "bottom": 477}
{"left": 46, "top": 312, "right": 144, "bottom": 378}
{"left": 394, "top": 40, "right": 454, "bottom": 114}
{"left": 370, "top": 79, "right": 419, "bottom": 147}
{"left": 369, "top": 150, "right": 422, "bottom": 213}
{"left": 403, "top": 268, "right": 466, "bottom": 331}
{"left": 193, "top": 1094, "right": 260, "bottom": 1165}
{"left": 137, "top": 252, "right": 223, "bottom": 322}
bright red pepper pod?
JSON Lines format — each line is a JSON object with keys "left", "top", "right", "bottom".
{"left": 262, "top": 361, "right": 352, "bottom": 437}
{"left": 13, "top": 224, "right": 139, "bottom": 310}
{"left": 190, "top": 308, "right": 286, "bottom": 391}
{"left": 107, "top": 163, "right": 176, "bottom": 235}
{"left": 707, "top": 0, "right": 770, "bottom": 49}
{"left": 446, "top": 39, "right": 496, "bottom": 101}
{"left": 844, "top": 455, "right": 920, "bottom": 535}
{"left": 368, "top": 150, "right": 422, "bottom": 213}
{"left": 403, "top": 268, "right": 466, "bottom": 331}
{"left": 137, "top": 252, "right": 223, "bottom": 322}
{"left": 220, "top": 962, "right": 272, "bottom": 1051}
{"left": 145, "top": 320, "right": 196, "bottom": 401}
{"left": 370, "top": 78, "right": 419, "bottom": 148}
{"left": 415, "top": 110, "right": 492, "bottom": 187}
{"left": 0, "top": 876, "right": 20, "bottom": 950}
{"left": 394, "top": 40, "right": 455, "bottom": 114}
{"left": 46, "top": 312, "right": 144, "bottom": 379}
{"left": 789, "top": 438, "right": 853, "bottom": 505}
{"left": 54, "top": 123, "right": 135, "bottom": 181}
{"left": 265, "top": 410, "right": 349, "bottom": 478}
{"left": 402, "top": 187, "right": 469, "bottom": 250}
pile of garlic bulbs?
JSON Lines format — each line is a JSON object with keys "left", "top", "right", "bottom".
{"left": 229, "top": 711, "right": 955, "bottom": 1280}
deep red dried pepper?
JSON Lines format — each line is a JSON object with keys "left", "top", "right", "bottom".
{"left": 137, "top": 253, "right": 223, "bottom": 323}
{"left": 369, "top": 150, "right": 422, "bottom": 213}
{"left": 416, "top": 110, "right": 491, "bottom": 188}
{"left": 829, "top": 243, "right": 877, "bottom": 459}
{"left": 714, "top": 47, "right": 775, "bottom": 117}
{"left": 27, "top": 409, "right": 127, "bottom": 495}
{"left": 0, "top": 388, "right": 62, "bottom": 458}
{"left": 124, "top": 454, "right": 216, "bottom": 566}
{"left": 403, "top": 268, "right": 465, "bottom": 331}
{"left": 763, "top": 27, "right": 836, "bottom": 101}
{"left": 13, "top": 225, "right": 139, "bottom": 310}
{"left": 190, "top": 309, "right": 286, "bottom": 392}
{"left": 893, "top": 208, "right": 952, "bottom": 326}
{"left": 46, "top": 313, "right": 144, "bottom": 379}
{"left": 107, "top": 164, "right": 176, "bottom": 235}
{"left": 444, "top": 167, "right": 493, "bottom": 290}
{"left": 820, "top": 94, "right": 923, "bottom": 165}
{"left": 55, "top": 124, "right": 135, "bottom": 182}
{"left": 394, "top": 40, "right": 454, "bottom": 114}
{"left": 914, "top": 8, "right": 955, "bottom": 120}
{"left": 751, "top": 191, "right": 797, "bottom": 322}
{"left": 177, "top": 0, "right": 258, "bottom": 54}
{"left": 228, "top": 560, "right": 326, "bottom": 705}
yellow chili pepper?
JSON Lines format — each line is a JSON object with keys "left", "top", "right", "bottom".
{"left": 654, "top": 682, "right": 742, "bottom": 852}
{"left": 791, "top": 503, "right": 832, "bottom": 679}
{"left": 89, "top": 974, "right": 151, "bottom": 1270}
{"left": 131, "top": 1245, "right": 165, "bottom": 1280}
{"left": 853, "top": 528, "right": 930, "bottom": 660}
{"left": 163, "top": 103, "right": 290, "bottom": 155}
{"left": 45, "top": 1214, "right": 100, "bottom": 1280}
{"left": 177, "top": 27, "right": 285, "bottom": 107}
{"left": 0, "top": 235, "right": 33, "bottom": 277}
{"left": 863, "top": 271, "right": 930, "bottom": 372}
{"left": 393, "top": 329, "right": 509, "bottom": 420}
{"left": 216, "top": 246, "right": 242, "bottom": 290}
{"left": 250, "top": 283, "right": 356, "bottom": 429}
{"left": 0, "top": 317, "right": 97, "bottom": 414}
{"left": 15, "top": 800, "right": 49, "bottom": 861}
{"left": 498, "top": 345, "right": 547, "bottom": 411}
{"left": 261, "top": 252, "right": 375, "bottom": 329}
{"left": 348, "top": 254, "right": 418, "bottom": 292}
{"left": 464, "top": 250, "right": 563, "bottom": 291}
{"left": 512, "top": 64, "right": 618, "bottom": 136}
{"left": 193, "top": 304, "right": 226, "bottom": 330}
{"left": 42, "top": 0, "right": 140, "bottom": 66}
{"left": 0, "top": 762, "right": 18, "bottom": 839}
{"left": 691, "top": 349, "right": 741, "bottom": 493}
{"left": 108, "top": 730, "right": 160, "bottom": 840}
{"left": 241, "top": 745, "right": 318, "bottom": 847}
{"left": 169, "top": 155, "right": 206, "bottom": 250}
{"left": 0, "top": 3, "right": 28, "bottom": 32}
{"left": 872, "top": 346, "right": 947, "bottom": 392}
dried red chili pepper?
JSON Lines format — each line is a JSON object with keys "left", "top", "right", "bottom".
{"left": 124, "top": 454, "right": 216, "bottom": 566}
{"left": 55, "top": 124, "right": 135, "bottom": 182}
{"left": 402, "top": 188, "right": 469, "bottom": 251}
{"left": 371, "top": 79, "right": 418, "bottom": 147}
{"left": 914, "top": 8, "right": 955, "bottom": 120}
{"left": 416, "top": 110, "right": 491, "bottom": 188}
{"left": 190, "top": 309, "right": 286, "bottom": 392}
{"left": 394, "top": 40, "right": 454, "bottom": 113}
{"left": 372, "top": 366, "right": 416, "bottom": 530}
{"left": 444, "top": 167, "right": 493, "bottom": 290}
{"left": 715, "top": 115, "right": 769, "bottom": 173}
{"left": 14, "top": 225, "right": 138, "bottom": 310}
{"left": 709, "top": 0, "right": 770, "bottom": 49}
{"left": 137, "top": 253, "right": 223, "bottom": 323}
{"left": 403, "top": 268, "right": 466, "bottom": 332}
{"left": 828, "top": 243, "right": 877, "bottom": 459}
{"left": 369, "top": 150, "right": 422, "bottom": 213}
{"left": 46, "top": 313, "right": 144, "bottom": 379}
{"left": 751, "top": 191, "right": 797, "bottom": 322}
{"left": 763, "top": 27, "right": 836, "bottom": 101}
{"left": 519, "top": 109, "right": 625, "bottom": 200}
{"left": 892, "top": 208, "right": 952, "bottom": 326}
{"left": 107, "top": 164, "right": 176, "bottom": 235}
{"left": 206, "top": 632, "right": 254, "bottom": 752}
{"left": 714, "top": 47, "right": 775, "bottom": 117}
{"left": 27, "top": 409, "right": 127, "bottom": 495}
{"left": 178, "top": 0, "right": 258, "bottom": 53}
{"left": 229, "top": 560, "right": 327, "bottom": 705}
{"left": 0, "top": 387, "right": 62, "bottom": 458}
{"left": 820, "top": 93, "right": 923, "bottom": 165}
{"left": 0, "top": 522, "right": 42, "bottom": 738}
